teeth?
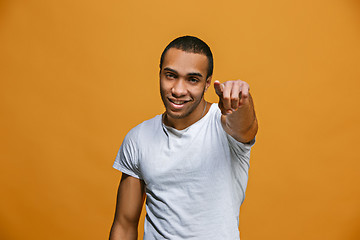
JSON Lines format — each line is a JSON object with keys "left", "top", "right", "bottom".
{"left": 170, "top": 99, "right": 187, "bottom": 105}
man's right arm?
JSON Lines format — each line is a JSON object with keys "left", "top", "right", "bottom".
{"left": 109, "top": 173, "right": 146, "bottom": 240}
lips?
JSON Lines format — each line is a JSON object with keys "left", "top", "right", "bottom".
{"left": 168, "top": 98, "right": 191, "bottom": 109}
{"left": 169, "top": 98, "right": 189, "bottom": 104}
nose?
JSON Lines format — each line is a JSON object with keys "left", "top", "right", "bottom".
{"left": 171, "top": 79, "right": 187, "bottom": 97}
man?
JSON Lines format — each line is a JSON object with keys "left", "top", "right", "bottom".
{"left": 109, "top": 36, "right": 258, "bottom": 240}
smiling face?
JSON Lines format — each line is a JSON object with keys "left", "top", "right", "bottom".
{"left": 160, "top": 48, "right": 211, "bottom": 127}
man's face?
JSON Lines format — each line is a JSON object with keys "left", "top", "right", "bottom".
{"left": 160, "top": 48, "right": 211, "bottom": 121}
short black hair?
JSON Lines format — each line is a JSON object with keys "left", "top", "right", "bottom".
{"left": 159, "top": 36, "right": 213, "bottom": 78}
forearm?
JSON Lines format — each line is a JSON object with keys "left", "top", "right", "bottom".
{"left": 109, "top": 220, "right": 138, "bottom": 240}
{"left": 222, "top": 93, "right": 258, "bottom": 143}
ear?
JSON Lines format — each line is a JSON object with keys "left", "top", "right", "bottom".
{"left": 205, "top": 76, "right": 212, "bottom": 92}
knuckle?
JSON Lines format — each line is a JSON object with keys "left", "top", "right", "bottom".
{"left": 223, "top": 96, "right": 230, "bottom": 101}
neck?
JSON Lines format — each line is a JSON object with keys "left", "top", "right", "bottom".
{"left": 164, "top": 100, "right": 209, "bottom": 130}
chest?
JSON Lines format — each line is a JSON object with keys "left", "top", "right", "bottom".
{"left": 138, "top": 126, "right": 232, "bottom": 189}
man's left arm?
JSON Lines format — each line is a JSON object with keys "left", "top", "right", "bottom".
{"left": 214, "top": 80, "right": 258, "bottom": 143}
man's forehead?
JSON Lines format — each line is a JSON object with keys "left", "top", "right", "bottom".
{"left": 162, "top": 48, "right": 208, "bottom": 75}
{"left": 163, "top": 48, "right": 207, "bottom": 60}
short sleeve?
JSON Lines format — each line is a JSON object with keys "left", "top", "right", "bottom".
{"left": 113, "top": 130, "right": 142, "bottom": 179}
{"left": 226, "top": 133, "right": 255, "bottom": 155}
{"left": 213, "top": 103, "right": 255, "bottom": 164}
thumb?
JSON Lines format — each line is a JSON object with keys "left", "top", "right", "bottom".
{"left": 214, "top": 80, "right": 224, "bottom": 97}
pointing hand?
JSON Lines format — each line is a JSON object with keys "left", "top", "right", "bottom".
{"left": 214, "top": 80, "right": 250, "bottom": 115}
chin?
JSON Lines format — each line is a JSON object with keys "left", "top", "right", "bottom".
{"left": 165, "top": 109, "right": 190, "bottom": 119}
{"left": 168, "top": 113, "right": 188, "bottom": 119}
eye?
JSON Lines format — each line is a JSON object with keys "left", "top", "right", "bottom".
{"left": 188, "top": 77, "right": 199, "bottom": 83}
{"left": 165, "top": 73, "right": 176, "bottom": 79}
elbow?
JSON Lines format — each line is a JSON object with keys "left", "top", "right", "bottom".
{"left": 109, "top": 219, "right": 138, "bottom": 240}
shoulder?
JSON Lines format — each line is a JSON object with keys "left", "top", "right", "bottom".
{"left": 206, "top": 103, "right": 222, "bottom": 127}
{"left": 209, "top": 103, "right": 255, "bottom": 150}
{"left": 205, "top": 103, "right": 221, "bottom": 119}
{"left": 124, "top": 114, "right": 163, "bottom": 143}
{"left": 117, "top": 114, "right": 162, "bottom": 162}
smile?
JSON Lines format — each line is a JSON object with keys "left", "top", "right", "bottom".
{"left": 168, "top": 98, "right": 191, "bottom": 109}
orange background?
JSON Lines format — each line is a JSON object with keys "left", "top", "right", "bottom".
{"left": 1, "top": 0, "right": 359, "bottom": 239}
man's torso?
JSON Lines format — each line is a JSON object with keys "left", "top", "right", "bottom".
{"left": 114, "top": 103, "right": 253, "bottom": 239}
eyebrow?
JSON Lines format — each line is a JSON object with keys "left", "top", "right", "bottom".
{"left": 163, "top": 67, "right": 203, "bottom": 78}
{"left": 188, "top": 72, "right": 203, "bottom": 78}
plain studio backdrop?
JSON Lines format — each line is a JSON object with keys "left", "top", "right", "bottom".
{"left": 0, "top": 0, "right": 359, "bottom": 239}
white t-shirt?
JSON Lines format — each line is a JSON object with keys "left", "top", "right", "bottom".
{"left": 113, "top": 103, "right": 254, "bottom": 240}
